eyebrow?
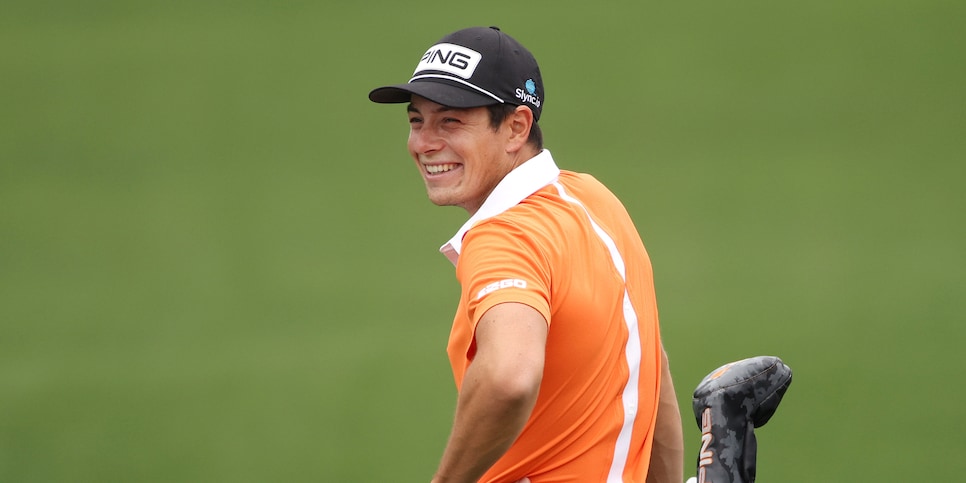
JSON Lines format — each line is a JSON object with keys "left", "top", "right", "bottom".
{"left": 407, "top": 103, "right": 458, "bottom": 114}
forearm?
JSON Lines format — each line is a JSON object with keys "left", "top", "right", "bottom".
{"left": 432, "top": 360, "right": 539, "bottom": 483}
{"left": 646, "top": 347, "right": 684, "bottom": 483}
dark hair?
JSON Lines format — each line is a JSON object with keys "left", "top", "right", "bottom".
{"left": 487, "top": 103, "right": 543, "bottom": 150}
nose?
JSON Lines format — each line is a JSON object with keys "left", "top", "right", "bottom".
{"left": 408, "top": 125, "right": 443, "bottom": 155}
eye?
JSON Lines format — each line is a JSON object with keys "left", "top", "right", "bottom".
{"left": 408, "top": 116, "right": 423, "bottom": 126}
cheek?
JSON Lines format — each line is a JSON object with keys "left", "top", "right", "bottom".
{"left": 407, "top": 138, "right": 424, "bottom": 163}
{"left": 406, "top": 132, "right": 416, "bottom": 153}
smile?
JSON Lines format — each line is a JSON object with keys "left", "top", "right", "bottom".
{"left": 425, "top": 163, "right": 459, "bottom": 175}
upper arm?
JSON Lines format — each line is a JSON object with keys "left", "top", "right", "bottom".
{"left": 647, "top": 345, "right": 684, "bottom": 483}
{"left": 472, "top": 302, "right": 548, "bottom": 394}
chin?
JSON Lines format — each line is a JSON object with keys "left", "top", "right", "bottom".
{"left": 426, "top": 192, "right": 455, "bottom": 207}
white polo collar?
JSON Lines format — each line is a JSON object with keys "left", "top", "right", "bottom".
{"left": 439, "top": 149, "right": 560, "bottom": 266}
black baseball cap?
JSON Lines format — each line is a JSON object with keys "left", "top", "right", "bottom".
{"left": 368, "top": 26, "right": 544, "bottom": 121}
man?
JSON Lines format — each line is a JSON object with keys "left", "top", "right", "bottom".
{"left": 369, "top": 26, "right": 683, "bottom": 483}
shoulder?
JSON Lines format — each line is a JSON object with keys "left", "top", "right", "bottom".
{"left": 458, "top": 193, "right": 562, "bottom": 264}
{"left": 557, "top": 170, "right": 623, "bottom": 206}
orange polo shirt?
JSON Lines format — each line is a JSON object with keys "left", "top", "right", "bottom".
{"left": 440, "top": 150, "right": 662, "bottom": 482}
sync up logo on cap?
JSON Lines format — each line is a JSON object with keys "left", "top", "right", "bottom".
{"left": 413, "top": 43, "right": 483, "bottom": 79}
{"left": 515, "top": 78, "right": 541, "bottom": 107}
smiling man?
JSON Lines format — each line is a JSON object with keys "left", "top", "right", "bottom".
{"left": 369, "top": 26, "right": 683, "bottom": 483}
{"left": 405, "top": 99, "right": 527, "bottom": 214}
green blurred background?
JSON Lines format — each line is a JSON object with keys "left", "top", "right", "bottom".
{"left": 2, "top": 0, "right": 963, "bottom": 481}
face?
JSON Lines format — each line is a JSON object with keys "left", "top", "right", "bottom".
{"left": 406, "top": 96, "right": 519, "bottom": 215}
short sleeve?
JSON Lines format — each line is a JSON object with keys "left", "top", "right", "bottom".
{"left": 456, "top": 217, "right": 552, "bottom": 331}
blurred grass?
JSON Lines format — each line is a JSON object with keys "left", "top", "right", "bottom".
{"left": 1, "top": 0, "right": 964, "bottom": 481}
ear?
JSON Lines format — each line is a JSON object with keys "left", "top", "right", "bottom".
{"left": 505, "top": 105, "right": 534, "bottom": 154}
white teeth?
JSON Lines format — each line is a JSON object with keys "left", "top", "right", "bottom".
{"left": 426, "top": 163, "right": 457, "bottom": 174}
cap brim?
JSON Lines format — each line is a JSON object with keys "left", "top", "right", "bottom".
{"left": 369, "top": 79, "right": 501, "bottom": 108}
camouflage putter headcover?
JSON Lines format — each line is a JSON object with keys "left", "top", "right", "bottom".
{"left": 690, "top": 356, "right": 792, "bottom": 483}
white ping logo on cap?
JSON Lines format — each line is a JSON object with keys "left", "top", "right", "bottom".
{"left": 413, "top": 43, "right": 482, "bottom": 79}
